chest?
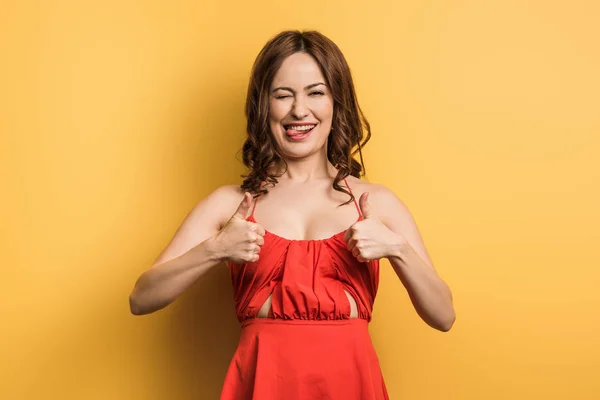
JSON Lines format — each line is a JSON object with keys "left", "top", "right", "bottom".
{"left": 251, "top": 185, "right": 362, "bottom": 241}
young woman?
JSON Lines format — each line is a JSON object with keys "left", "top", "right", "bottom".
{"left": 129, "top": 30, "right": 455, "bottom": 400}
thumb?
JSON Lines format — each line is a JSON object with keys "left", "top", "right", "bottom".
{"left": 233, "top": 192, "right": 252, "bottom": 219}
{"left": 359, "top": 192, "right": 371, "bottom": 219}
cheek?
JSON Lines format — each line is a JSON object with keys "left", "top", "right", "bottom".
{"left": 269, "top": 101, "right": 288, "bottom": 122}
{"left": 314, "top": 99, "right": 334, "bottom": 119}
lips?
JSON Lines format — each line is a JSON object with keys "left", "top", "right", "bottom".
{"left": 285, "top": 126, "right": 315, "bottom": 134}
{"left": 284, "top": 124, "right": 316, "bottom": 141}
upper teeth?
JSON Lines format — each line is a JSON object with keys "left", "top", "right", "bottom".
{"left": 288, "top": 125, "right": 315, "bottom": 131}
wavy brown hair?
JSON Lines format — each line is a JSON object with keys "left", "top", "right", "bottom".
{"left": 240, "top": 30, "right": 372, "bottom": 206}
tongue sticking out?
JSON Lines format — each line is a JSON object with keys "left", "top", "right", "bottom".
{"left": 285, "top": 125, "right": 315, "bottom": 136}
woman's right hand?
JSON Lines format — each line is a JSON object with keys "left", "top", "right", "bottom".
{"left": 213, "top": 192, "right": 265, "bottom": 264}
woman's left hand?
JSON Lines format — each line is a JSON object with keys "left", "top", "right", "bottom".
{"left": 344, "top": 192, "right": 407, "bottom": 263}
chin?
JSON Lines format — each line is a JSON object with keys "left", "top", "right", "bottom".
{"left": 276, "top": 134, "right": 329, "bottom": 156}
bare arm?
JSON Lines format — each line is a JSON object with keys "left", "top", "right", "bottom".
{"left": 370, "top": 184, "right": 456, "bottom": 332}
{"left": 129, "top": 185, "right": 235, "bottom": 315}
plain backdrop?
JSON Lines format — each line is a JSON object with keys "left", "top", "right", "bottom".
{"left": 1, "top": 1, "right": 599, "bottom": 399}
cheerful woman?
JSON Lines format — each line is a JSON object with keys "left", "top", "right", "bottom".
{"left": 129, "top": 30, "right": 455, "bottom": 400}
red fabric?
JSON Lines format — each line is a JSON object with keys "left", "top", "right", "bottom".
{"left": 221, "top": 179, "right": 389, "bottom": 399}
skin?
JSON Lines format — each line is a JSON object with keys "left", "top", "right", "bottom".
{"left": 129, "top": 51, "right": 456, "bottom": 332}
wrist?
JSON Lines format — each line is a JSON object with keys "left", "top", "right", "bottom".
{"left": 202, "top": 234, "right": 227, "bottom": 263}
{"left": 388, "top": 234, "right": 410, "bottom": 260}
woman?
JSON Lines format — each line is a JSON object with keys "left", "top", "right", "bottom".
{"left": 129, "top": 30, "right": 455, "bottom": 399}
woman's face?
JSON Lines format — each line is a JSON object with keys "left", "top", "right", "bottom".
{"left": 268, "top": 52, "right": 334, "bottom": 160}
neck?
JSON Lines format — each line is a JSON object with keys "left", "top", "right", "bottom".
{"left": 271, "top": 154, "right": 338, "bottom": 182}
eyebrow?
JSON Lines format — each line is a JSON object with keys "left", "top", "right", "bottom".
{"left": 271, "top": 82, "right": 326, "bottom": 93}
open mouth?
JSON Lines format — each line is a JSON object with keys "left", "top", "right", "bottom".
{"left": 284, "top": 124, "right": 316, "bottom": 140}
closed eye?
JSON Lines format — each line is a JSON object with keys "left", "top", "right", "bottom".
{"left": 275, "top": 92, "right": 324, "bottom": 100}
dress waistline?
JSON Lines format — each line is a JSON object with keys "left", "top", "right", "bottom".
{"left": 240, "top": 317, "right": 369, "bottom": 328}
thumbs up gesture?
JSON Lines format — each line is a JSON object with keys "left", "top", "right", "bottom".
{"left": 214, "top": 192, "right": 266, "bottom": 264}
{"left": 343, "top": 192, "right": 404, "bottom": 263}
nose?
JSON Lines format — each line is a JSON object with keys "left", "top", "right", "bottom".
{"left": 291, "top": 96, "right": 309, "bottom": 119}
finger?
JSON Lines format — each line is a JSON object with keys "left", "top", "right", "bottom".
{"left": 255, "top": 234, "right": 265, "bottom": 246}
{"left": 358, "top": 192, "right": 371, "bottom": 219}
{"left": 343, "top": 229, "right": 351, "bottom": 243}
{"left": 251, "top": 223, "right": 266, "bottom": 236}
{"left": 346, "top": 237, "right": 357, "bottom": 251}
{"left": 233, "top": 192, "right": 252, "bottom": 219}
{"left": 247, "top": 231, "right": 258, "bottom": 242}
{"left": 343, "top": 225, "right": 356, "bottom": 243}
{"left": 247, "top": 250, "right": 258, "bottom": 262}
{"left": 352, "top": 246, "right": 360, "bottom": 259}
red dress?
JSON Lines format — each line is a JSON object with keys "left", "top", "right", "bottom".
{"left": 220, "top": 179, "right": 389, "bottom": 400}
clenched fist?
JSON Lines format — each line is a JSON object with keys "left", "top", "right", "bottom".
{"left": 214, "top": 192, "right": 266, "bottom": 264}
{"left": 343, "top": 192, "right": 405, "bottom": 263}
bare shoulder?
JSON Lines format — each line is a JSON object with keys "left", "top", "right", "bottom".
{"left": 199, "top": 184, "right": 247, "bottom": 228}
{"left": 207, "top": 183, "right": 244, "bottom": 200}
{"left": 149, "top": 184, "right": 245, "bottom": 268}
{"left": 346, "top": 176, "right": 408, "bottom": 212}
{"left": 349, "top": 176, "right": 436, "bottom": 269}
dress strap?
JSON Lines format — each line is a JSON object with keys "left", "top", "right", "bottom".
{"left": 249, "top": 181, "right": 264, "bottom": 219}
{"left": 250, "top": 196, "right": 258, "bottom": 219}
{"left": 343, "top": 177, "right": 363, "bottom": 220}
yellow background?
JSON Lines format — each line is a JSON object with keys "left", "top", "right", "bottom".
{"left": 2, "top": 1, "right": 599, "bottom": 399}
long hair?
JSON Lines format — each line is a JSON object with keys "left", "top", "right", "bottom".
{"left": 240, "top": 30, "right": 372, "bottom": 206}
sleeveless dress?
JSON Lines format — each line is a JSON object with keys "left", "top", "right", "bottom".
{"left": 220, "top": 178, "right": 389, "bottom": 400}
